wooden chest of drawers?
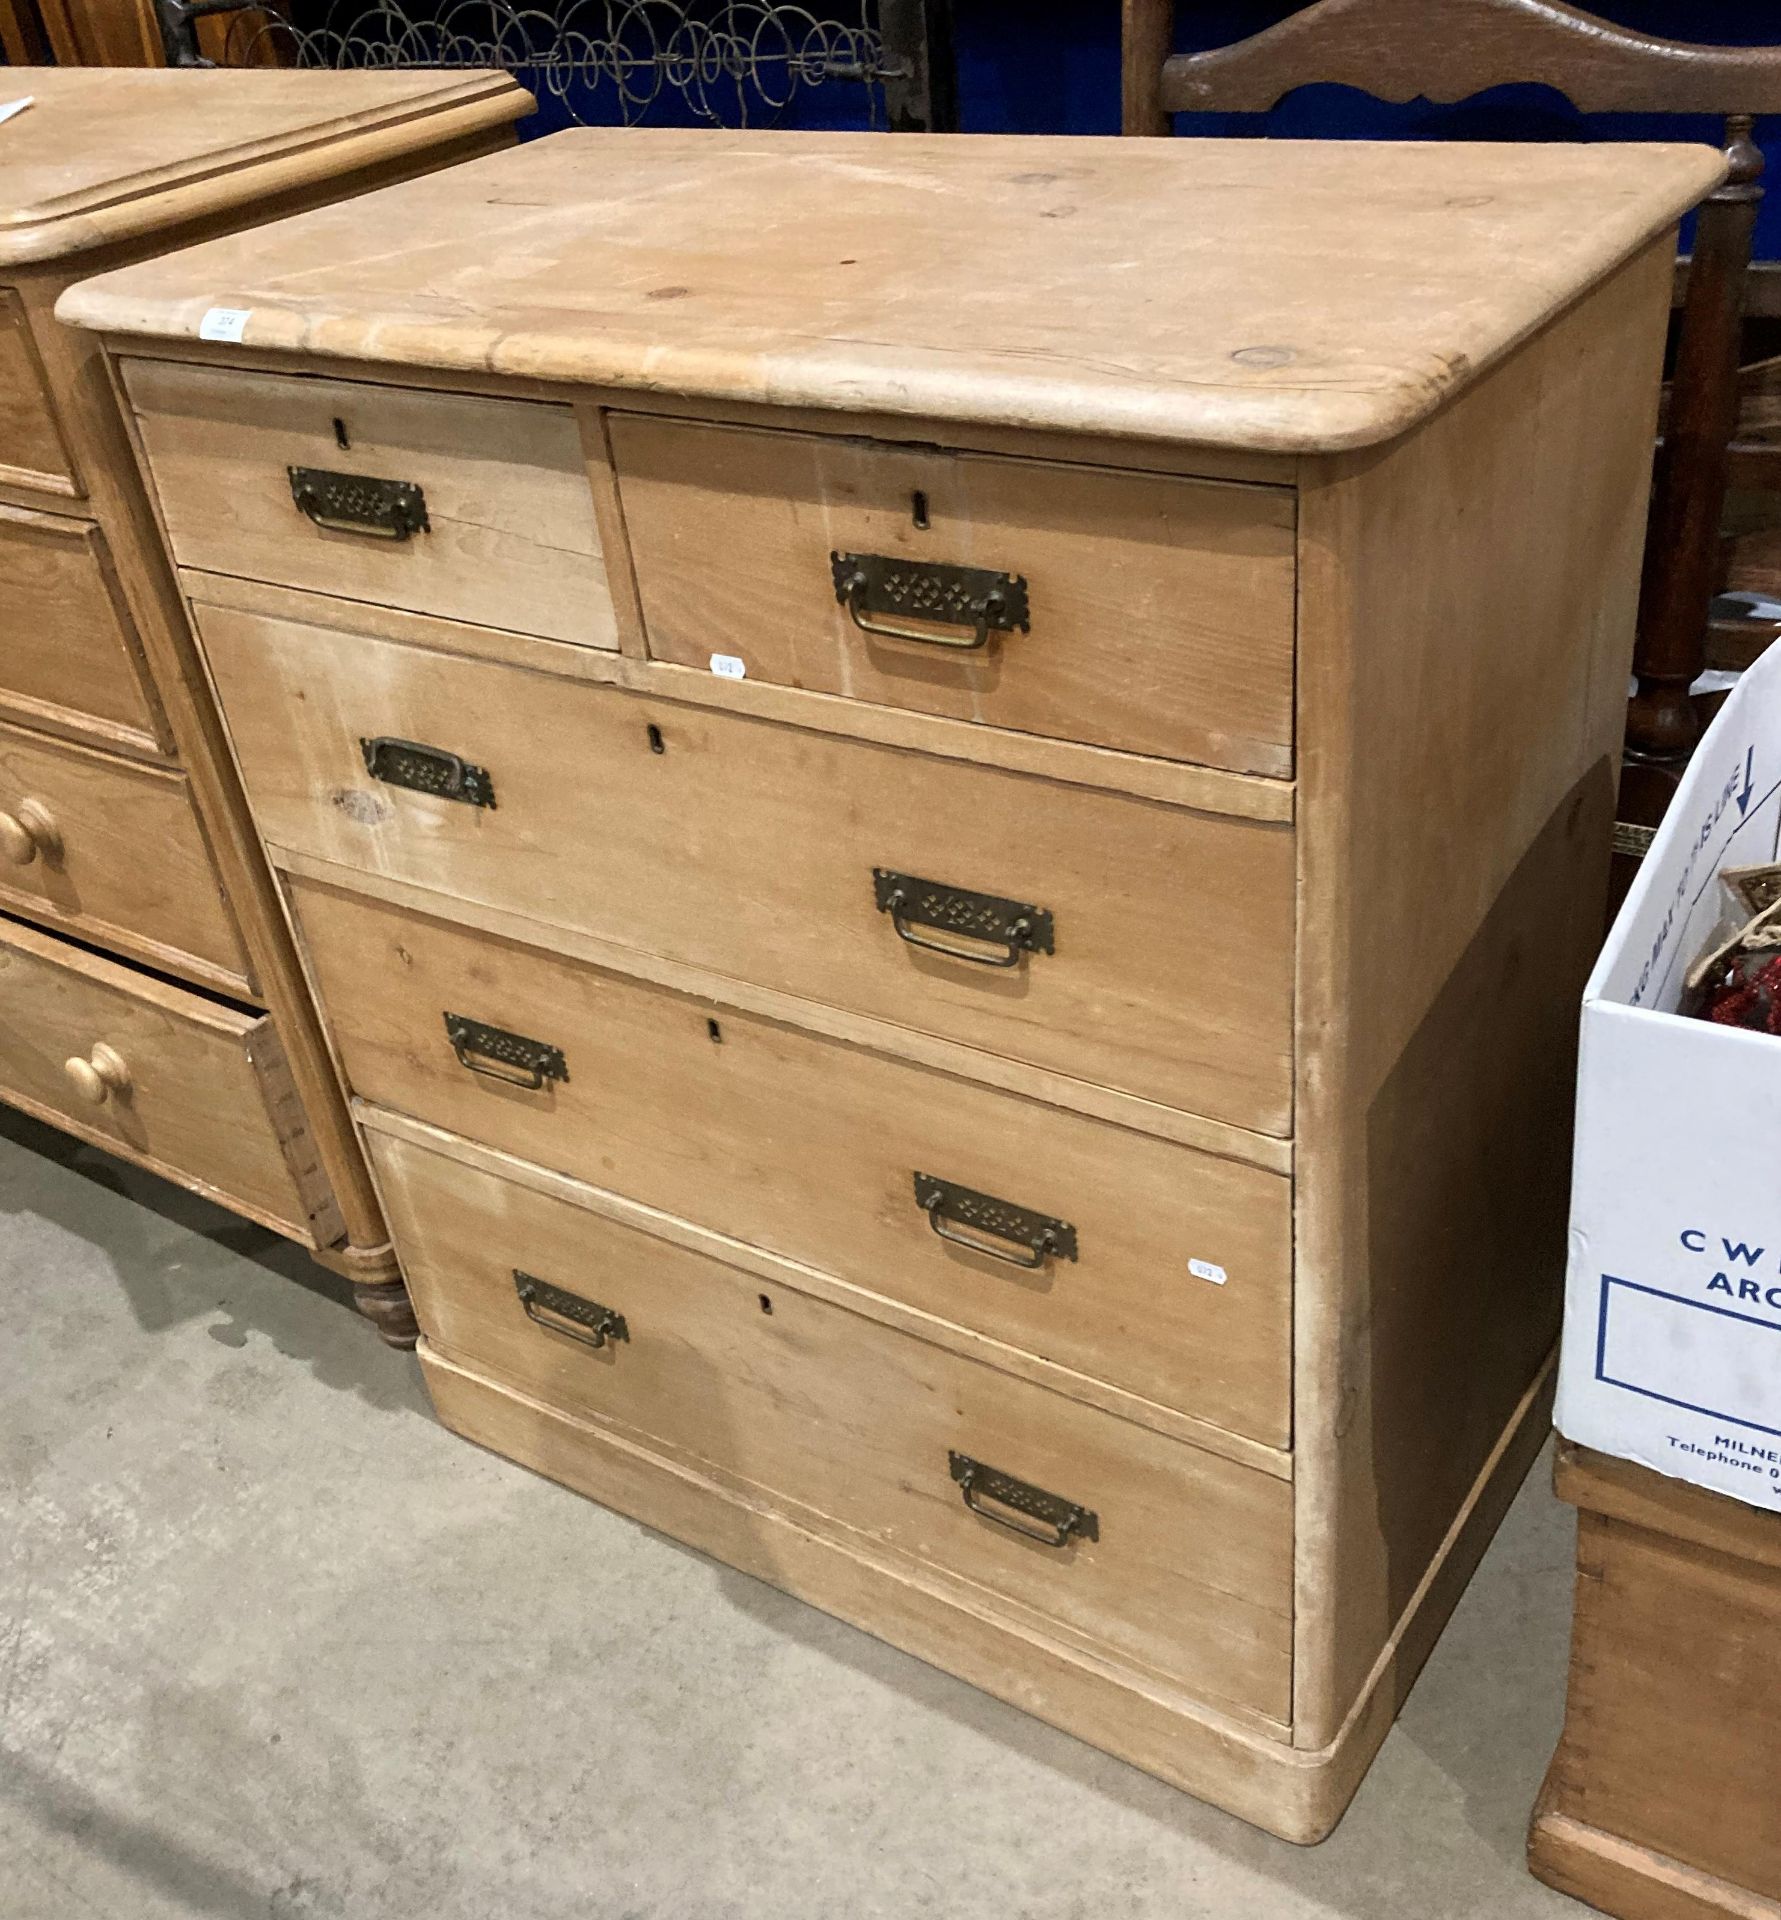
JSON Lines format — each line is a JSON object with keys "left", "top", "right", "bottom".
{"left": 0, "top": 68, "right": 530, "bottom": 1338}
{"left": 62, "top": 129, "right": 1724, "bottom": 1838}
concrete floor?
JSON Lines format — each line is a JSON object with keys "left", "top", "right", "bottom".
{"left": 0, "top": 1101, "right": 1592, "bottom": 1920}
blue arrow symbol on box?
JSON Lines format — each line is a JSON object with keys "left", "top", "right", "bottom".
{"left": 1738, "top": 746, "right": 1755, "bottom": 817}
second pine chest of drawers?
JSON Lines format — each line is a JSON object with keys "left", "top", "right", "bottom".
{"left": 60, "top": 128, "right": 1724, "bottom": 1840}
{"left": 0, "top": 66, "right": 530, "bottom": 1338}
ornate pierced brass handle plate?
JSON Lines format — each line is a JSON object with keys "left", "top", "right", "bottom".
{"left": 831, "top": 551, "right": 1030, "bottom": 651}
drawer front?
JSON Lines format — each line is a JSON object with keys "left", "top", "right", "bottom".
{"left": 371, "top": 1122, "right": 1294, "bottom": 1718}
{"left": 200, "top": 603, "right": 1294, "bottom": 1130}
{"left": 0, "top": 912, "right": 332, "bottom": 1240}
{"left": 0, "top": 291, "right": 76, "bottom": 495}
{"left": 0, "top": 505, "right": 165, "bottom": 752}
{"left": 0, "top": 721, "right": 249, "bottom": 987}
{"left": 612, "top": 414, "right": 1296, "bottom": 776}
{"left": 123, "top": 359, "right": 613, "bottom": 647}
{"left": 294, "top": 878, "right": 1291, "bottom": 1446}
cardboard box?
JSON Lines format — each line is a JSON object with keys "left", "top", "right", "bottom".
{"left": 1557, "top": 647, "right": 1781, "bottom": 1512}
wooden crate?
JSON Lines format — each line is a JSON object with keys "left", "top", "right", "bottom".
{"left": 1529, "top": 1441, "right": 1781, "bottom": 1918}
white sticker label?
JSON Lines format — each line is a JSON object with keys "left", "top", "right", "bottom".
{"left": 198, "top": 307, "right": 253, "bottom": 344}
{"left": 709, "top": 653, "right": 747, "bottom": 680}
{"left": 0, "top": 98, "right": 35, "bottom": 129}
{"left": 1188, "top": 1258, "right": 1228, "bottom": 1286}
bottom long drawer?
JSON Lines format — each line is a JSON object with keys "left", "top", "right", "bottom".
{"left": 0, "top": 911, "right": 338, "bottom": 1244}
{"left": 368, "top": 1117, "right": 1294, "bottom": 1722}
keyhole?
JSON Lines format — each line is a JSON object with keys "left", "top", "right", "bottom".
{"left": 911, "top": 488, "right": 930, "bottom": 530}
{"left": 758, "top": 1293, "right": 774, "bottom": 1315}
{"left": 647, "top": 723, "right": 665, "bottom": 754}
{"left": 706, "top": 1017, "right": 722, "bottom": 1044}
{"left": 333, "top": 416, "right": 351, "bottom": 451}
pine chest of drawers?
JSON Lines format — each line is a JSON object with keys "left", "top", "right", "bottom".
{"left": 0, "top": 67, "right": 530, "bottom": 1339}
{"left": 62, "top": 129, "right": 1723, "bottom": 1839}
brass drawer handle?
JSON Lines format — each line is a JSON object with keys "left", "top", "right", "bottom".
{"left": 0, "top": 798, "right": 60, "bottom": 866}
{"left": 514, "top": 1270, "right": 628, "bottom": 1351}
{"left": 63, "top": 1043, "right": 130, "bottom": 1107}
{"left": 914, "top": 1173, "right": 1077, "bottom": 1270}
{"left": 873, "top": 868, "right": 1055, "bottom": 969}
{"left": 949, "top": 1452, "right": 1098, "bottom": 1549}
{"left": 289, "top": 466, "right": 429, "bottom": 541}
{"left": 830, "top": 551, "right": 1030, "bottom": 651}
{"left": 361, "top": 736, "right": 496, "bottom": 809}
{"left": 443, "top": 1012, "right": 568, "bottom": 1091}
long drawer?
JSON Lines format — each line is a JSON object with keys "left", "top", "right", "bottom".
{"left": 123, "top": 359, "right": 613, "bottom": 647}
{"left": 370, "top": 1120, "right": 1294, "bottom": 1720}
{"left": 0, "top": 912, "right": 337, "bottom": 1242}
{"left": 0, "top": 505, "right": 166, "bottom": 755}
{"left": 199, "top": 601, "right": 1294, "bottom": 1131}
{"left": 610, "top": 414, "right": 1297, "bottom": 775}
{"left": 0, "top": 290, "right": 75, "bottom": 495}
{"left": 0, "top": 720, "right": 250, "bottom": 988}
{"left": 293, "top": 876, "right": 1291, "bottom": 1445}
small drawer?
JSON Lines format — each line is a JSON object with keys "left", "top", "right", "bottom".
{"left": 123, "top": 358, "right": 613, "bottom": 647}
{"left": 0, "top": 505, "right": 166, "bottom": 755}
{"left": 0, "top": 912, "right": 338, "bottom": 1243}
{"left": 0, "top": 291, "right": 76, "bottom": 496}
{"left": 610, "top": 414, "right": 1296, "bottom": 776}
{"left": 199, "top": 603, "right": 1294, "bottom": 1131}
{"left": 0, "top": 721, "right": 249, "bottom": 990}
{"left": 372, "top": 1121, "right": 1294, "bottom": 1719}
{"left": 292, "top": 878, "right": 1292, "bottom": 1446}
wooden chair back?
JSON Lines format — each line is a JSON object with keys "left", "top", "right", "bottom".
{"left": 1125, "top": 0, "right": 1781, "bottom": 130}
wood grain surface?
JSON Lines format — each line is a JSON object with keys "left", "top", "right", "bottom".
{"left": 1157, "top": 0, "right": 1781, "bottom": 115}
{"left": 0, "top": 908, "right": 328, "bottom": 1239}
{"left": 377, "top": 1123, "right": 1295, "bottom": 1720}
{"left": 0, "top": 66, "right": 530, "bottom": 266}
{"left": 297, "top": 875, "right": 1294, "bottom": 1445}
{"left": 60, "top": 130, "right": 1723, "bottom": 453}
{"left": 612, "top": 411, "right": 1296, "bottom": 773}
{"left": 1532, "top": 1444, "right": 1781, "bottom": 1918}
{"left": 125, "top": 359, "right": 611, "bottom": 646}
{"left": 202, "top": 600, "right": 1296, "bottom": 1131}
{"left": 0, "top": 287, "right": 75, "bottom": 492}
{"left": 0, "top": 502, "right": 166, "bottom": 754}
{"left": 0, "top": 718, "right": 249, "bottom": 988}
{"left": 1290, "top": 242, "right": 1673, "bottom": 1749}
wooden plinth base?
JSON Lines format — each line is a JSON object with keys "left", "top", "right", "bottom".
{"left": 418, "top": 1337, "right": 1553, "bottom": 1843}
{"left": 1531, "top": 1790, "right": 1781, "bottom": 1920}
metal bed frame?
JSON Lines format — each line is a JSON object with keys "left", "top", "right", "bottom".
{"left": 152, "top": 0, "right": 957, "bottom": 131}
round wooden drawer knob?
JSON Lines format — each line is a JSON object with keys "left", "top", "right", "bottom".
{"left": 63, "top": 1044, "right": 131, "bottom": 1106}
{"left": 0, "top": 799, "right": 61, "bottom": 866}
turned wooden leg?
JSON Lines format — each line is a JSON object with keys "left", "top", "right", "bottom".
{"left": 349, "top": 1278, "right": 421, "bottom": 1350}
{"left": 1629, "top": 116, "right": 1762, "bottom": 762}
{"left": 311, "top": 1238, "right": 419, "bottom": 1349}
{"left": 1611, "top": 119, "right": 1762, "bottom": 911}
{"left": 1627, "top": 124, "right": 1758, "bottom": 766}
{"left": 1121, "top": 0, "right": 1174, "bottom": 135}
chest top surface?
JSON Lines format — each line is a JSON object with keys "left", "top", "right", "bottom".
{"left": 0, "top": 66, "right": 528, "bottom": 269}
{"left": 60, "top": 128, "right": 1721, "bottom": 454}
